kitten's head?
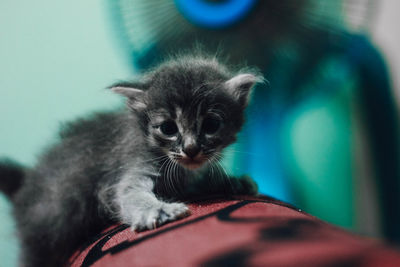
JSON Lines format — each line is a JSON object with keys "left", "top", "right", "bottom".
{"left": 111, "top": 56, "right": 262, "bottom": 170}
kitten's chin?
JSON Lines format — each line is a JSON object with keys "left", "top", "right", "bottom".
{"left": 180, "top": 162, "right": 205, "bottom": 170}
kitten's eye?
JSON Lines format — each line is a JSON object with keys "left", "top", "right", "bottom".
{"left": 160, "top": 121, "right": 178, "bottom": 136}
{"left": 202, "top": 117, "right": 221, "bottom": 135}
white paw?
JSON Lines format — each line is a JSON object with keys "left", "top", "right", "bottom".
{"left": 129, "top": 202, "right": 190, "bottom": 231}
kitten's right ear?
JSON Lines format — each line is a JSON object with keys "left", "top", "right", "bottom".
{"left": 224, "top": 73, "right": 263, "bottom": 107}
{"left": 110, "top": 82, "right": 147, "bottom": 110}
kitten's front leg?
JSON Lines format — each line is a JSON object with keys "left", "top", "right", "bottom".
{"left": 113, "top": 172, "right": 189, "bottom": 231}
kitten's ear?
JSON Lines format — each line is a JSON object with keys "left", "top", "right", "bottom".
{"left": 111, "top": 86, "right": 144, "bottom": 98}
{"left": 224, "top": 74, "right": 262, "bottom": 106}
{"left": 110, "top": 83, "right": 147, "bottom": 110}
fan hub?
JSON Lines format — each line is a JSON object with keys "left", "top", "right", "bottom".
{"left": 174, "top": 0, "right": 258, "bottom": 28}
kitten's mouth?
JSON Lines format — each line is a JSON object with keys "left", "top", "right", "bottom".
{"left": 174, "top": 155, "right": 208, "bottom": 170}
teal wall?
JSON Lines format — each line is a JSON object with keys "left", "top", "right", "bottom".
{"left": 0, "top": 1, "right": 131, "bottom": 265}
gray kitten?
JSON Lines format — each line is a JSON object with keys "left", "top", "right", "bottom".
{"left": 0, "top": 55, "right": 261, "bottom": 267}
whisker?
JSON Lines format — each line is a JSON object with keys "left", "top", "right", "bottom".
{"left": 166, "top": 159, "right": 174, "bottom": 195}
{"left": 158, "top": 156, "right": 170, "bottom": 173}
{"left": 139, "top": 154, "right": 170, "bottom": 164}
{"left": 170, "top": 158, "right": 179, "bottom": 196}
{"left": 210, "top": 153, "right": 236, "bottom": 193}
{"left": 209, "top": 155, "right": 225, "bottom": 179}
{"left": 206, "top": 158, "right": 219, "bottom": 189}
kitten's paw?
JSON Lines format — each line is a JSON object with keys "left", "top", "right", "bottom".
{"left": 130, "top": 202, "right": 190, "bottom": 231}
{"left": 234, "top": 175, "right": 259, "bottom": 196}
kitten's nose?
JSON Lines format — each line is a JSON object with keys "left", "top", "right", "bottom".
{"left": 183, "top": 144, "right": 201, "bottom": 159}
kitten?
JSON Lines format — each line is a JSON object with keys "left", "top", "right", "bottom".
{"left": 0, "top": 55, "right": 261, "bottom": 267}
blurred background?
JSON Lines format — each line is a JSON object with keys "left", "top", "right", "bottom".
{"left": 1, "top": 0, "right": 399, "bottom": 265}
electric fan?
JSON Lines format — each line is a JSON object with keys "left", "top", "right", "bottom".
{"left": 106, "top": 0, "right": 400, "bottom": 244}
{"left": 107, "top": 0, "right": 376, "bottom": 70}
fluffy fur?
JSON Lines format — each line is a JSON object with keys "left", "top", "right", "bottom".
{"left": 1, "top": 55, "right": 261, "bottom": 267}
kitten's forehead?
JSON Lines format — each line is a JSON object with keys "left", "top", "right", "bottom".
{"left": 149, "top": 106, "right": 198, "bottom": 120}
{"left": 146, "top": 73, "right": 237, "bottom": 124}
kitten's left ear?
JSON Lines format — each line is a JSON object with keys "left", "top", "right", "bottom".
{"left": 110, "top": 82, "right": 147, "bottom": 110}
{"left": 224, "top": 74, "right": 262, "bottom": 106}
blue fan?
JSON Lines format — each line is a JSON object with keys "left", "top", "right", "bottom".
{"left": 107, "top": 0, "right": 375, "bottom": 70}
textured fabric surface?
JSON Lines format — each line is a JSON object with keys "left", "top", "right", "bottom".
{"left": 70, "top": 196, "right": 400, "bottom": 266}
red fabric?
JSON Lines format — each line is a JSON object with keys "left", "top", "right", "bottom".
{"left": 70, "top": 196, "right": 400, "bottom": 266}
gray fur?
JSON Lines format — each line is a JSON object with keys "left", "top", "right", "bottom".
{"left": 9, "top": 55, "right": 261, "bottom": 267}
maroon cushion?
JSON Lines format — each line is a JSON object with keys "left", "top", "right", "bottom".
{"left": 70, "top": 196, "right": 400, "bottom": 267}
